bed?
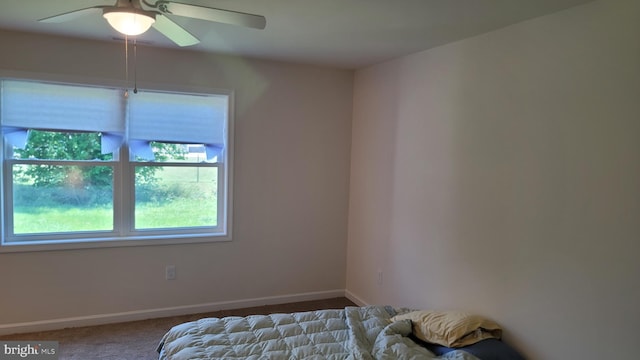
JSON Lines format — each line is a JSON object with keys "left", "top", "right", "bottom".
{"left": 157, "top": 305, "right": 523, "bottom": 360}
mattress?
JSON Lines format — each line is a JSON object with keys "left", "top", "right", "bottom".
{"left": 157, "top": 305, "right": 480, "bottom": 360}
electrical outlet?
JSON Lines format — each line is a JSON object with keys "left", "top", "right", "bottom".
{"left": 166, "top": 265, "right": 176, "bottom": 280}
{"left": 377, "top": 269, "right": 383, "bottom": 285}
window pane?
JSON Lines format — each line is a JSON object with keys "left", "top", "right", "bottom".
{"left": 11, "top": 130, "right": 113, "bottom": 161}
{"left": 12, "top": 164, "right": 114, "bottom": 235}
{"left": 135, "top": 166, "right": 218, "bottom": 229}
{"left": 131, "top": 142, "right": 219, "bottom": 163}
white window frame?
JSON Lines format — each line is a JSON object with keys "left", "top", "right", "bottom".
{"left": 0, "top": 79, "right": 234, "bottom": 253}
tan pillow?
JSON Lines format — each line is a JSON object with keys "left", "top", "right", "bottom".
{"left": 391, "top": 310, "right": 502, "bottom": 347}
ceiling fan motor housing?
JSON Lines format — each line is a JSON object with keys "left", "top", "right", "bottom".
{"left": 116, "top": 0, "right": 144, "bottom": 10}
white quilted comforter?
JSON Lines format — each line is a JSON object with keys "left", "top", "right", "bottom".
{"left": 157, "top": 306, "right": 480, "bottom": 360}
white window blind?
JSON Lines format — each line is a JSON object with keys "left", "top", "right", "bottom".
{"left": 0, "top": 81, "right": 228, "bottom": 160}
{"left": 1, "top": 80, "right": 125, "bottom": 133}
{"left": 1, "top": 80, "right": 126, "bottom": 154}
{"left": 128, "top": 90, "right": 227, "bottom": 160}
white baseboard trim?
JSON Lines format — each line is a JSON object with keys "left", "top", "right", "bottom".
{"left": 0, "top": 289, "right": 346, "bottom": 336}
{"left": 344, "top": 289, "right": 369, "bottom": 307}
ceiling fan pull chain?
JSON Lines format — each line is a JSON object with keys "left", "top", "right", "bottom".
{"left": 124, "top": 34, "right": 129, "bottom": 98}
{"left": 133, "top": 39, "right": 138, "bottom": 94}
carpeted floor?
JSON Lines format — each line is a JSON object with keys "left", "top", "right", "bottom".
{"left": 0, "top": 297, "right": 356, "bottom": 360}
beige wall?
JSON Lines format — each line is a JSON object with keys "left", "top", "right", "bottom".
{"left": 347, "top": 0, "right": 640, "bottom": 359}
{"left": 0, "top": 31, "right": 353, "bottom": 326}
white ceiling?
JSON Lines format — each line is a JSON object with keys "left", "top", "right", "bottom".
{"left": 0, "top": 0, "right": 595, "bottom": 69}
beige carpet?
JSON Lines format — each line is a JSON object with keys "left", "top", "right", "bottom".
{"left": 0, "top": 297, "right": 356, "bottom": 360}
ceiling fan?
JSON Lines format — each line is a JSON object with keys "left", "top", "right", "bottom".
{"left": 38, "top": 0, "right": 266, "bottom": 47}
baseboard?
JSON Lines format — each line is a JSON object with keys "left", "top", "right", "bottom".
{"left": 344, "top": 289, "right": 369, "bottom": 306}
{"left": 0, "top": 289, "right": 346, "bottom": 336}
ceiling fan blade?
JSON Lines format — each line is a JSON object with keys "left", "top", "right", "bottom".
{"left": 156, "top": 1, "right": 266, "bottom": 30}
{"left": 152, "top": 15, "right": 200, "bottom": 47}
{"left": 38, "top": 7, "right": 104, "bottom": 23}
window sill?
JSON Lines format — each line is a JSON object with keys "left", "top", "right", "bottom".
{"left": 0, "top": 233, "right": 231, "bottom": 253}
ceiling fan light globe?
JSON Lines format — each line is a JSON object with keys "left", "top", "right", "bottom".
{"left": 103, "top": 10, "right": 155, "bottom": 36}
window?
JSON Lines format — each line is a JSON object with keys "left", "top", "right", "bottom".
{"left": 1, "top": 79, "right": 232, "bottom": 251}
